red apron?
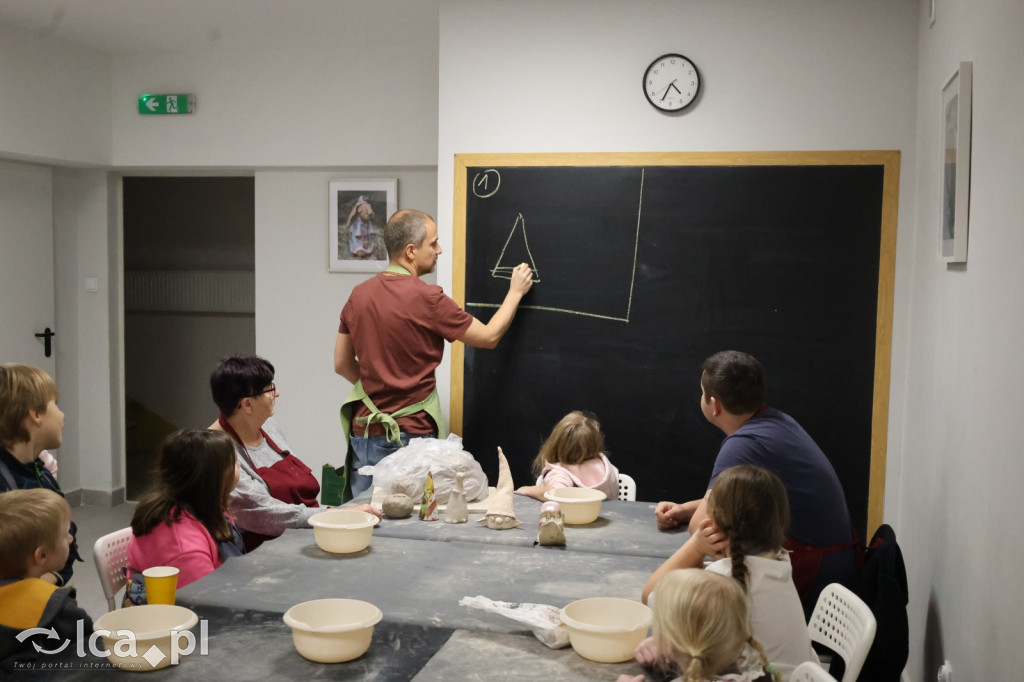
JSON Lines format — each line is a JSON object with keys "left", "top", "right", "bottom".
{"left": 784, "top": 531, "right": 862, "bottom": 598}
{"left": 219, "top": 416, "right": 319, "bottom": 551}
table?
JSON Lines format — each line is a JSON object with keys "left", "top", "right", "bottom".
{"left": 170, "top": 531, "right": 666, "bottom": 679}
{"left": 351, "top": 491, "right": 689, "bottom": 559}
{"left": 25, "top": 604, "right": 454, "bottom": 681}
{"left": 177, "top": 533, "right": 666, "bottom": 632}
{"left": 33, "top": 498, "right": 687, "bottom": 679}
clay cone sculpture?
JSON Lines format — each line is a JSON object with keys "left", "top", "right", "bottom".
{"left": 444, "top": 472, "right": 469, "bottom": 524}
{"left": 480, "top": 447, "right": 522, "bottom": 529}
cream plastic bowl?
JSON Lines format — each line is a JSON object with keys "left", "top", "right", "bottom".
{"left": 93, "top": 604, "right": 199, "bottom": 671}
{"left": 309, "top": 509, "right": 380, "bottom": 553}
{"left": 560, "top": 597, "right": 652, "bottom": 663}
{"left": 283, "top": 598, "right": 383, "bottom": 663}
{"left": 543, "top": 487, "right": 607, "bottom": 524}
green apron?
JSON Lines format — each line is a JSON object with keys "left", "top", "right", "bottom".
{"left": 338, "top": 381, "right": 446, "bottom": 501}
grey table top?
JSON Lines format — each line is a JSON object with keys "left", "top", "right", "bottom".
{"left": 347, "top": 492, "right": 689, "bottom": 559}
{"left": 177, "top": 533, "right": 665, "bottom": 634}
{"left": 411, "top": 629, "right": 647, "bottom": 682}
{"left": 16, "top": 604, "right": 455, "bottom": 681}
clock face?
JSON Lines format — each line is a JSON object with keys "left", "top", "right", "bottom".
{"left": 643, "top": 53, "right": 700, "bottom": 112}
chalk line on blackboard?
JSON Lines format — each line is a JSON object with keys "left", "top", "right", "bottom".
{"left": 468, "top": 169, "right": 645, "bottom": 325}
{"left": 465, "top": 302, "right": 630, "bottom": 323}
{"left": 490, "top": 212, "right": 541, "bottom": 282}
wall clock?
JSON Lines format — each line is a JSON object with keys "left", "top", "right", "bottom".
{"left": 643, "top": 53, "right": 700, "bottom": 112}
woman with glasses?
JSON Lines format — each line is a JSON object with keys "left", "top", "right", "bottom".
{"left": 209, "top": 354, "right": 378, "bottom": 551}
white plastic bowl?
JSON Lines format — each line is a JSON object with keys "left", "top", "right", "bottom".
{"left": 561, "top": 597, "right": 652, "bottom": 663}
{"left": 543, "top": 488, "right": 607, "bottom": 524}
{"left": 309, "top": 509, "right": 380, "bottom": 553}
{"left": 93, "top": 604, "right": 199, "bottom": 671}
{"left": 283, "top": 598, "right": 383, "bottom": 663}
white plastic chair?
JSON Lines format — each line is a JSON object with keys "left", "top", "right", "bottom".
{"left": 791, "top": 660, "right": 838, "bottom": 682}
{"left": 92, "top": 527, "right": 133, "bottom": 611}
{"left": 616, "top": 473, "right": 636, "bottom": 501}
{"left": 806, "top": 583, "right": 876, "bottom": 682}
{"left": 534, "top": 473, "right": 636, "bottom": 501}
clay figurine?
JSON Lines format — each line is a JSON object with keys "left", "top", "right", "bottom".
{"left": 382, "top": 493, "right": 414, "bottom": 519}
{"left": 419, "top": 471, "right": 438, "bottom": 521}
{"left": 537, "top": 500, "right": 566, "bottom": 546}
{"left": 479, "top": 447, "right": 522, "bottom": 530}
{"left": 444, "top": 471, "right": 469, "bottom": 524}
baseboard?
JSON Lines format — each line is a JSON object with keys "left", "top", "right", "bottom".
{"left": 66, "top": 487, "right": 126, "bottom": 507}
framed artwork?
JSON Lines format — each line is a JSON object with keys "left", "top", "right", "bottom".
{"left": 328, "top": 179, "right": 397, "bottom": 272}
{"left": 940, "top": 62, "right": 972, "bottom": 264}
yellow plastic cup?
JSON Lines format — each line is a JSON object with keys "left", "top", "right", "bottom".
{"left": 142, "top": 566, "right": 180, "bottom": 605}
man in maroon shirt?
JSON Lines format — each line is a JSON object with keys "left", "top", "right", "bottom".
{"left": 335, "top": 209, "right": 534, "bottom": 496}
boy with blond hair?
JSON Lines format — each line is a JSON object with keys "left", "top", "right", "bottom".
{"left": 0, "top": 363, "right": 80, "bottom": 584}
{"left": 0, "top": 489, "right": 94, "bottom": 672}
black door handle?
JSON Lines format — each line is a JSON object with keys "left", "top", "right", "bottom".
{"left": 34, "top": 327, "right": 55, "bottom": 358}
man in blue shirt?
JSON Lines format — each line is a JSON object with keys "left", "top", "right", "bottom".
{"left": 655, "top": 350, "right": 857, "bottom": 612}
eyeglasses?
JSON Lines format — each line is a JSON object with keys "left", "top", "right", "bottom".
{"left": 248, "top": 384, "right": 276, "bottom": 399}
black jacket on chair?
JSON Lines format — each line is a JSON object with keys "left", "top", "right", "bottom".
{"left": 856, "top": 523, "right": 909, "bottom": 681}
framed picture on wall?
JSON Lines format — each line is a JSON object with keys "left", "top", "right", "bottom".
{"left": 940, "top": 61, "right": 972, "bottom": 264}
{"left": 328, "top": 179, "right": 397, "bottom": 272}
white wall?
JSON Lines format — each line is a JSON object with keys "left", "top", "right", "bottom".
{"left": 0, "top": 22, "right": 111, "bottom": 165}
{"left": 901, "top": 0, "right": 1024, "bottom": 679}
{"left": 52, "top": 168, "right": 118, "bottom": 498}
{"left": 254, "top": 168, "right": 439, "bottom": 474}
{"left": 109, "top": 0, "right": 440, "bottom": 167}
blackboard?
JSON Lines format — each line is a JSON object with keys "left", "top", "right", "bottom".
{"left": 451, "top": 152, "right": 898, "bottom": 537}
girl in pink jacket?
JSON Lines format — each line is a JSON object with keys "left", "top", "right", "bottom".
{"left": 515, "top": 411, "right": 620, "bottom": 502}
{"left": 125, "top": 430, "right": 243, "bottom": 603}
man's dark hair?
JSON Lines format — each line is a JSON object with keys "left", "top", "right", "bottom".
{"left": 210, "top": 354, "right": 275, "bottom": 416}
{"left": 701, "top": 350, "right": 765, "bottom": 415}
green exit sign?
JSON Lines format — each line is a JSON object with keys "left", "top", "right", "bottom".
{"left": 138, "top": 94, "right": 195, "bottom": 115}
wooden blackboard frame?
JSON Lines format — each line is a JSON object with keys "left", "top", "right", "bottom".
{"left": 450, "top": 151, "right": 899, "bottom": 535}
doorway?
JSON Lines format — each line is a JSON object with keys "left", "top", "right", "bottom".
{"left": 122, "top": 177, "right": 255, "bottom": 500}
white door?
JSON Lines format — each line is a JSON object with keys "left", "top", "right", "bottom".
{"left": 0, "top": 160, "right": 56, "bottom": 376}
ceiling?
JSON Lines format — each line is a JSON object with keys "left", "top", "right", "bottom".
{"left": 0, "top": 0, "right": 430, "bottom": 55}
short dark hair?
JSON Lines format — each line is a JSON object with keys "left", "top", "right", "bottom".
{"left": 701, "top": 350, "right": 764, "bottom": 415}
{"left": 210, "top": 354, "right": 275, "bottom": 416}
{"left": 383, "top": 209, "right": 431, "bottom": 259}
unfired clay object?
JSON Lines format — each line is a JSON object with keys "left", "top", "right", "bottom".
{"left": 537, "top": 500, "right": 566, "bottom": 546}
{"left": 381, "top": 493, "right": 414, "bottom": 519}
{"left": 444, "top": 472, "right": 469, "bottom": 524}
{"left": 479, "top": 447, "right": 522, "bottom": 530}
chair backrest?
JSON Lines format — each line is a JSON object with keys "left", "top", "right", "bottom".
{"left": 791, "top": 660, "right": 838, "bottom": 682}
{"left": 92, "top": 527, "right": 133, "bottom": 612}
{"left": 806, "top": 583, "right": 877, "bottom": 682}
{"left": 617, "top": 473, "right": 636, "bottom": 501}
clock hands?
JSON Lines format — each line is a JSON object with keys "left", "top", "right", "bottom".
{"left": 659, "top": 80, "right": 683, "bottom": 101}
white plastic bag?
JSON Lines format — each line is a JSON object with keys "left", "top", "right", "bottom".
{"left": 459, "top": 595, "right": 570, "bottom": 649}
{"left": 359, "top": 434, "right": 487, "bottom": 503}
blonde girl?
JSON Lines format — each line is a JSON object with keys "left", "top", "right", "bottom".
{"left": 641, "top": 465, "right": 816, "bottom": 679}
{"left": 621, "top": 568, "right": 779, "bottom": 682}
{"left": 514, "top": 410, "right": 619, "bottom": 502}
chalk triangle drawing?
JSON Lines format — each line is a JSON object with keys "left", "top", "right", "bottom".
{"left": 490, "top": 213, "right": 540, "bottom": 282}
